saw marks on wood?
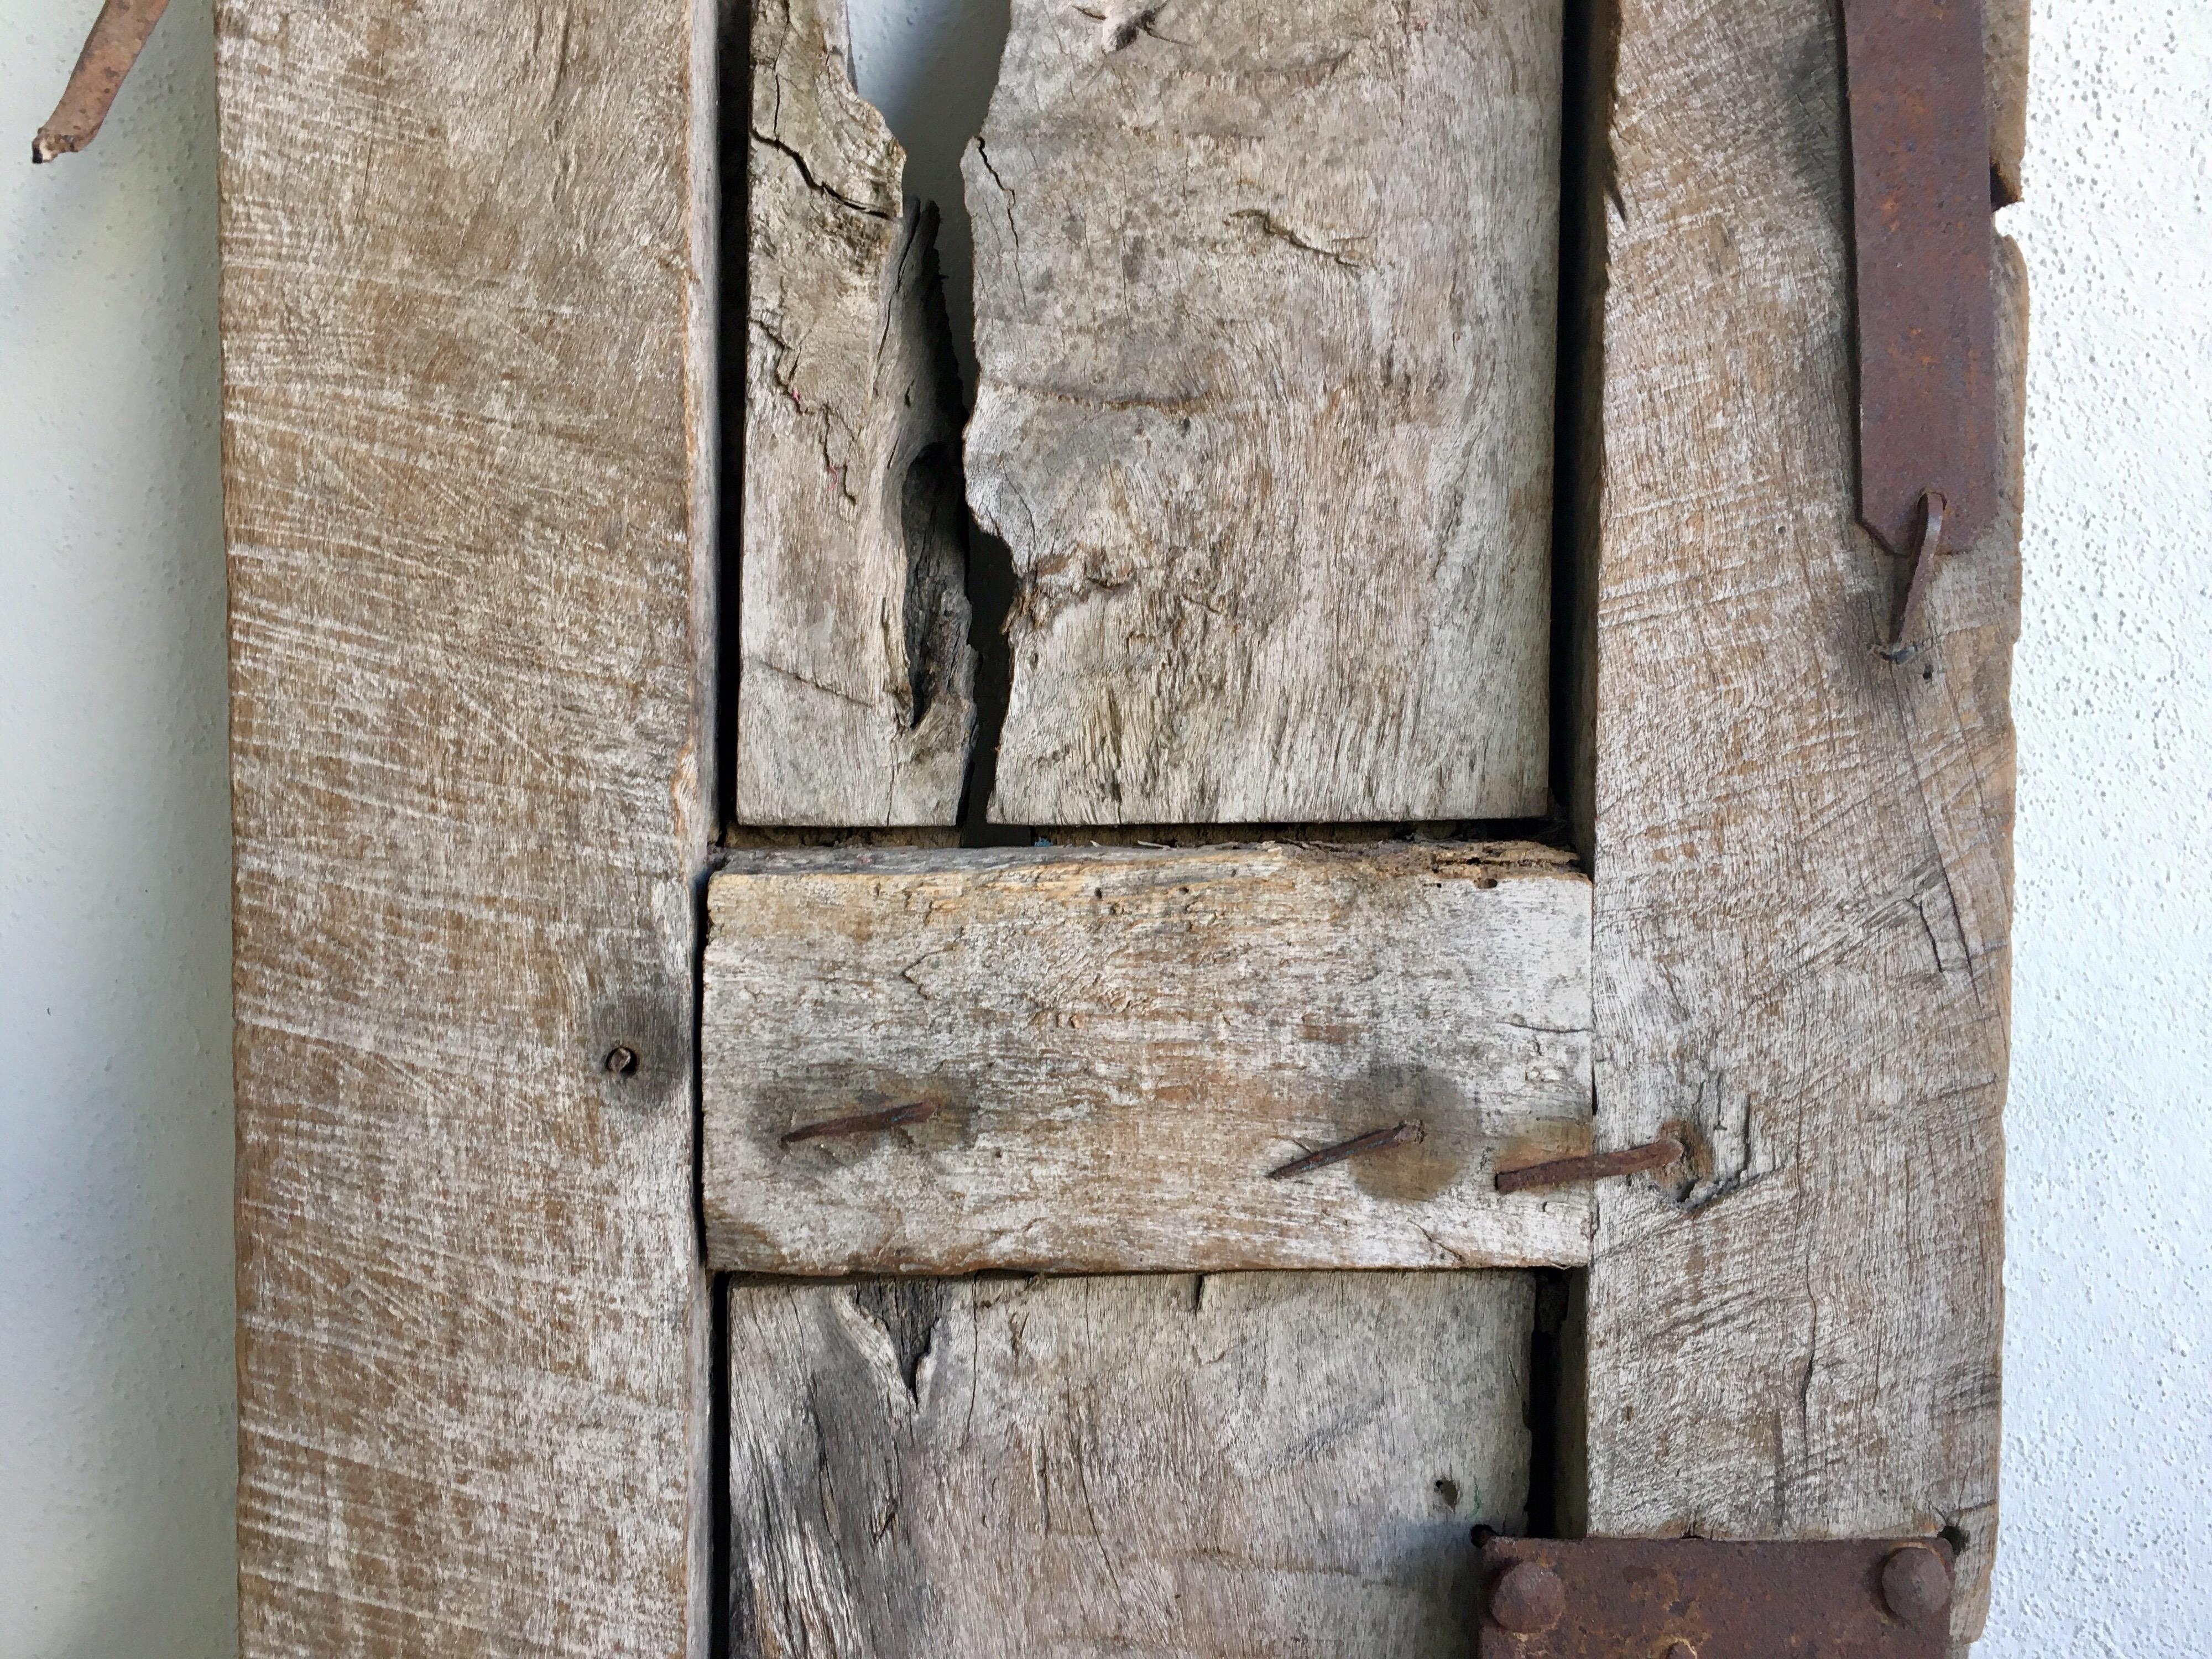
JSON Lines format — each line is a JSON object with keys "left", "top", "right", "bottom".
{"left": 737, "top": 0, "right": 977, "bottom": 825}
{"left": 218, "top": 0, "right": 714, "bottom": 1648}
{"left": 1568, "top": 0, "right": 2026, "bottom": 1642}
{"left": 962, "top": 0, "right": 1560, "bottom": 825}
{"left": 728, "top": 1270, "right": 1532, "bottom": 1658}
{"left": 702, "top": 841, "right": 1594, "bottom": 1274}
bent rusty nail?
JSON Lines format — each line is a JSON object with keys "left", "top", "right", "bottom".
{"left": 33, "top": 0, "right": 172, "bottom": 163}
{"left": 1494, "top": 1135, "right": 1684, "bottom": 1195}
{"left": 781, "top": 1101, "right": 937, "bottom": 1147}
{"left": 1267, "top": 1121, "right": 1422, "bottom": 1181}
{"left": 1880, "top": 490, "right": 1949, "bottom": 662}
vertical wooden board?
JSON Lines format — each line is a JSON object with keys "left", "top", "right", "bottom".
{"left": 737, "top": 0, "right": 975, "bottom": 825}
{"left": 218, "top": 0, "right": 713, "bottom": 1651}
{"left": 702, "top": 842, "right": 1595, "bottom": 1275}
{"left": 1572, "top": 0, "right": 2022, "bottom": 1646}
{"left": 964, "top": 0, "right": 1559, "bottom": 825}
{"left": 1986, "top": 0, "right": 2028, "bottom": 203}
{"left": 729, "top": 1271, "right": 1532, "bottom": 1657}
{"left": 736, "top": 0, "right": 977, "bottom": 826}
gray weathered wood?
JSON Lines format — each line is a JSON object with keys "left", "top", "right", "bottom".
{"left": 963, "top": 0, "right": 1559, "bottom": 825}
{"left": 1567, "top": 0, "right": 2023, "bottom": 1644}
{"left": 729, "top": 1270, "right": 1532, "bottom": 1657}
{"left": 737, "top": 0, "right": 975, "bottom": 826}
{"left": 218, "top": 0, "right": 714, "bottom": 1648}
{"left": 703, "top": 841, "right": 1595, "bottom": 1274}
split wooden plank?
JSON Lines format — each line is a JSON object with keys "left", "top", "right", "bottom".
{"left": 218, "top": 0, "right": 714, "bottom": 1650}
{"left": 703, "top": 841, "right": 1596, "bottom": 1273}
{"left": 736, "top": 0, "right": 975, "bottom": 826}
{"left": 1567, "top": 0, "right": 2023, "bottom": 1646}
{"left": 963, "top": 0, "right": 1559, "bottom": 825}
{"left": 728, "top": 1270, "right": 1533, "bottom": 1657}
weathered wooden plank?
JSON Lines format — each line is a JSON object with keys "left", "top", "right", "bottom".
{"left": 1568, "top": 0, "right": 2021, "bottom": 1645}
{"left": 963, "top": 0, "right": 1559, "bottom": 825}
{"left": 729, "top": 1270, "right": 1533, "bottom": 1657}
{"left": 218, "top": 0, "right": 714, "bottom": 1648}
{"left": 1986, "top": 0, "right": 2028, "bottom": 203}
{"left": 703, "top": 841, "right": 1595, "bottom": 1273}
{"left": 736, "top": 0, "right": 975, "bottom": 825}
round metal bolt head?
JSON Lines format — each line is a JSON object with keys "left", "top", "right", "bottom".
{"left": 1489, "top": 1560, "right": 1565, "bottom": 1635}
{"left": 1881, "top": 1544, "right": 1953, "bottom": 1624}
{"left": 603, "top": 1045, "right": 640, "bottom": 1077}
{"left": 1663, "top": 1643, "right": 1699, "bottom": 1659}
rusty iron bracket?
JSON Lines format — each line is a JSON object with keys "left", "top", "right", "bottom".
{"left": 1842, "top": 0, "right": 1998, "bottom": 565}
{"left": 1477, "top": 1533, "right": 1955, "bottom": 1658}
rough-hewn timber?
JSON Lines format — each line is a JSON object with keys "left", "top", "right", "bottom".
{"left": 703, "top": 841, "right": 1595, "bottom": 1274}
{"left": 728, "top": 1270, "right": 1533, "bottom": 1657}
{"left": 736, "top": 0, "right": 975, "bottom": 826}
{"left": 218, "top": 0, "right": 714, "bottom": 1647}
{"left": 1567, "top": 0, "right": 2024, "bottom": 1647}
{"left": 963, "top": 0, "right": 1560, "bottom": 825}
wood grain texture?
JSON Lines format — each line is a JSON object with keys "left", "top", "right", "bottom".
{"left": 218, "top": 0, "right": 714, "bottom": 1649}
{"left": 1569, "top": 0, "right": 2022, "bottom": 1645}
{"left": 1986, "top": 0, "right": 2028, "bottom": 204}
{"left": 728, "top": 1270, "right": 1532, "bottom": 1657}
{"left": 737, "top": 0, "right": 975, "bottom": 825}
{"left": 703, "top": 841, "right": 1595, "bottom": 1274}
{"left": 963, "top": 0, "right": 1559, "bottom": 825}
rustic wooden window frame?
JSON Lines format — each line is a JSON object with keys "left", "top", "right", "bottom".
{"left": 218, "top": 0, "right": 2026, "bottom": 1650}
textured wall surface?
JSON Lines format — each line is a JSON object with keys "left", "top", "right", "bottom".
{"left": 0, "top": 3, "right": 234, "bottom": 1657}
{"left": 0, "top": 0, "right": 2203, "bottom": 1653}
{"left": 1979, "top": 4, "right": 2212, "bottom": 1651}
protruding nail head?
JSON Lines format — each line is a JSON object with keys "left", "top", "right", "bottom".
{"left": 1489, "top": 1559, "right": 1564, "bottom": 1635}
{"left": 1880, "top": 1543, "right": 1952, "bottom": 1624}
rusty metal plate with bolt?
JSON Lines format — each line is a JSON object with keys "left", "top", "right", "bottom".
{"left": 1477, "top": 1534, "right": 1955, "bottom": 1658}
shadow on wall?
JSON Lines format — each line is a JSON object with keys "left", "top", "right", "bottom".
{"left": 846, "top": 0, "right": 1011, "bottom": 403}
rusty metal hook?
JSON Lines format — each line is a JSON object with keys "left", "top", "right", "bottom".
{"left": 1879, "top": 489, "right": 1947, "bottom": 663}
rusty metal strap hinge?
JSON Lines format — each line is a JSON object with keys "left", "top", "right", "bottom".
{"left": 1842, "top": 0, "right": 1999, "bottom": 658}
{"left": 1478, "top": 1533, "right": 1958, "bottom": 1658}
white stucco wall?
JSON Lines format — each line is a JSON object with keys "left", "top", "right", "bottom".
{"left": 1, "top": 2, "right": 2203, "bottom": 1653}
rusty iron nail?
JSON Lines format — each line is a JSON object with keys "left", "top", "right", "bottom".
{"left": 1880, "top": 1543, "right": 1953, "bottom": 1624}
{"left": 1488, "top": 1559, "right": 1565, "bottom": 1635}
{"left": 1266, "top": 1121, "right": 1422, "bottom": 1181}
{"left": 780, "top": 1101, "right": 938, "bottom": 1147}
{"left": 603, "top": 1045, "right": 640, "bottom": 1076}
{"left": 1879, "top": 490, "right": 1948, "bottom": 662}
{"left": 1495, "top": 1135, "right": 1684, "bottom": 1195}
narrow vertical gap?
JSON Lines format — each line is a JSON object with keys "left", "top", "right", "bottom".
{"left": 1523, "top": 1267, "right": 1572, "bottom": 1536}
{"left": 713, "top": 0, "right": 751, "bottom": 841}
{"left": 1541, "top": 0, "right": 1613, "bottom": 1545}
{"left": 708, "top": 1274, "right": 733, "bottom": 1659}
{"left": 844, "top": 0, "right": 1021, "bottom": 838}
{"left": 706, "top": 4, "right": 746, "bottom": 1651}
{"left": 846, "top": 0, "right": 1009, "bottom": 405}
{"left": 957, "top": 528, "right": 1028, "bottom": 845}
{"left": 1550, "top": 0, "right": 1619, "bottom": 865}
